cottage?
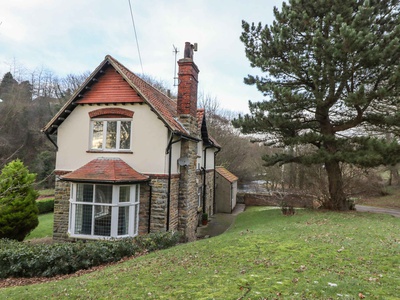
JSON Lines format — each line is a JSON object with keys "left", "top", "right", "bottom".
{"left": 42, "top": 42, "right": 220, "bottom": 242}
{"left": 215, "top": 166, "right": 238, "bottom": 213}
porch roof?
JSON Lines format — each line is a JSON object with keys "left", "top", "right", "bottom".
{"left": 61, "top": 157, "right": 149, "bottom": 184}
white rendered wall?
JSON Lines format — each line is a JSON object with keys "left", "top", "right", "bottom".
{"left": 55, "top": 103, "right": 171, "bottom": 174}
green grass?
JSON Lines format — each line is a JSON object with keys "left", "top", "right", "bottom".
{"left": 37, "top": 189, "right": 55, "bottom": 197}
{"left": 2, "top": 208, "right": 400, "bottom": 299}
{"left": 24, "top": 213, "right": 54, "bottom": 240}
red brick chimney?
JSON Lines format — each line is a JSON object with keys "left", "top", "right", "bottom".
{"left": 177, "top": 42, "right": 199, "bottom": 118}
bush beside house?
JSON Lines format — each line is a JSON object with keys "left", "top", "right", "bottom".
{"left": 0, "top": 160, "right": 39, "bottom": 241}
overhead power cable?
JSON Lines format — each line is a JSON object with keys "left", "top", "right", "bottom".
{"left": 128, "top": 0, "right": 144, "bottom": 74}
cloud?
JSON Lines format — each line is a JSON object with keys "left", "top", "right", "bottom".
{"left": 0, "top": 0, "right": 284, "bottom": 113}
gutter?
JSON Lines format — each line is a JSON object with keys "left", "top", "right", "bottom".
{"left": 45, "top": 131, "right": 58, "bottom": 150}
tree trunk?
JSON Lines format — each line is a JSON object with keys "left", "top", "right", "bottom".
{"left": 324, "top": 160, "right": 348, "bottom": 210}
{"left": 388, "top": 165, "right": 400, "bottom": 186}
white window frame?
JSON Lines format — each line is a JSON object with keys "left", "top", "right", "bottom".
{"left": 89, "top": 118, "right": 132, "bottom": 151}
{"left": 68, "top": 183, "right": 140, "bottom": 239}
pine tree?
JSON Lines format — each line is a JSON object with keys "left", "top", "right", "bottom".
{"left": 234, "top": 0, "right": 400, "bottom": 210}
{"left": 0, "top": 160, "right": 39, "bottom": 241}
{"left": 0, "top": 72, "right": 18, "bottom": 102}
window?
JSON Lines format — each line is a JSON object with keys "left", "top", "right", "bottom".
{"left": 69, "top": 183, "right": 140, "bottom": 239}
{"left": 90, "top": 119, "right": 131, "bottom": 151}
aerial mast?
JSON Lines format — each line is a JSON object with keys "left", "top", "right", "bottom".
{"left": 173, "top": 45, "right": 179, "bottom": 87}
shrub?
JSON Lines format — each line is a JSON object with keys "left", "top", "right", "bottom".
{"left": 0, "top": 231, "right": 182, "bottom": 278}
{"left": 0, "top": 160, "right": 39, "bottom": 241}
{"left": 135, "top": 231, "right": 182, "bottom": 252}
{"left": 36, "top": 198, "right": 54, "bottom": 214}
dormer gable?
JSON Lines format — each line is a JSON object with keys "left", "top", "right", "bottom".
{"left": 75, "top": 64, "right": 143, "bottom": 105}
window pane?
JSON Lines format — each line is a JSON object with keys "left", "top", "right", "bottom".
{"left": 95, "top": 185, "right": 112, "bottom": 204}
{"left": 119, "top": 186, "right": 130, "bottom": 202}
{"left": 118, "top": 206, "right": 129, "bottom": 235}
{"left": 75, "top": 204, "right": 93, "bottom": 234}
{"left": 106, "top": 121, "right": 117, "bottom": 149}
{"left": 94, "top": 205, "right": 111, "bottom": 236}
{"left": 120, "top": 121, "right": 131, "bottom": 149}
{"left": 77, "top": 184, "right": 93, "bottom": 202}
{"left": 92, "top": 121, "right": 103, "bottom": 149}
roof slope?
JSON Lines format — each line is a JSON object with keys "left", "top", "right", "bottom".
{"left": 42, "top": 55, "right": 189, "bottom": 136}
{"left": 61, "top": 157, "right": 149, "bottom": 183}
{"left": 216, "top": 166, "right": 238, "bottom": 183}
{"left": 197, "top": 108, "right": 221, "bottom": 149}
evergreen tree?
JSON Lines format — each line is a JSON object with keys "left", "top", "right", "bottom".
{"left": 0, "top": 160, "right": 39, "bottom": 241}
{"left": 234, "top": 0, "right": 400, "bottom": 210}
{"left": 0, "top": 72, "right": 18, "bottom": 102}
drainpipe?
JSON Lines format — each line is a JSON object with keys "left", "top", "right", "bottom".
{"left": 202, "top": 145, "right": 213, "bottom": 214}
{"left": 166, "top": 133, "right": 182, "bottom": 231}
{"left": 213, "top": 148, "right": 221, "bottom": 214}
{"left": 45, "top": 132, "right": 58, "bottom": 150}
{"left": 148, "top": 182, "right": 153, "bottom": 233}
{"left": 230, "top": 184, "right": 233, "bottom": 213}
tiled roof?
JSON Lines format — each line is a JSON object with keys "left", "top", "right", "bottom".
{"left": 42, "top": 55, "right": 189, "bottom": 136}
{"left": 42, "top": 55, "right": 221, "bottom": 149}
{"left": 197, "top": 108, "right": 221, "bottom": 149}
{"left": 108, "top": 55, "right": 189, "bottom": 135}
{"left": 197, "top": 109, "right": 205, "bottom": 129}
{"left": 216, "top": 166, "right": 238, "bottom": 183}
{"left": 61, "top": 157, "right": 149, "bottom": 183}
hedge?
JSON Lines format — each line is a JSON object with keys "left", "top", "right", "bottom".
{"left": 0, "top": 231, "right": 182, "bottom": 278}
{"left": 36, "top": 198, "right": 54, "bottom": 214}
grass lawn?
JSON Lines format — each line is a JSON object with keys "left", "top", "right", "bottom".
{"left": 2, "top": 208, "right": 400, "bottom": 299}
{"left": 24, "top": 213, "right": 54, "bottom": 240}
{"left": 38, "top": 189, "right": 55, "bottom": 197}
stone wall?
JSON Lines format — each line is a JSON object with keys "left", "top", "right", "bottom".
{"left": 53, "top": 178, "right": 71, "bottom": 242}
{"left": 138, "top": 183, "right": 150, "bottom": 235}
{"left": 168, "top": 176, "right": 180, "bottom": 231}
{"left": 148, "top": 176, "right": 168, "bottom": 232}
{"left": 146, "top": 175, "right": 180, "bottom": 233}
{"left": 178, "top": 138, "right": 199, "bottom": 242}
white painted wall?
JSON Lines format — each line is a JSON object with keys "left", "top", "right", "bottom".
{"left": 56, "top": 103, "right": 171, "bottom": 174}
{"left": 168, "top": 136, "right": 182, "bottom": 174}
{"left": 196, "top": 140, "right": 203, "bottom": 170}
{"left": 205, "top": 147, "right": 216, "bottom": 170}
{"left": 194, "top": 144, "right": 217, "bottom": 170}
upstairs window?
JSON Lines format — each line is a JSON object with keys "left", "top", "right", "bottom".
{"left": 89, "top": 108, "right": 134, "bottom": 152}
{"left": 91, "top": 119, "right": 131, "bottom": 151}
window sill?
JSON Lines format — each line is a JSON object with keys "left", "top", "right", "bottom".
{"left": 87, "top": 150, "right": 133, "bottom": 154}
{"left": 68, "top": 233, "right": 136, "bottom": 240}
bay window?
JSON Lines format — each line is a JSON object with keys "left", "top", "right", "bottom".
{"left": 69, "top": 183, "right": 140, "bottom": 239}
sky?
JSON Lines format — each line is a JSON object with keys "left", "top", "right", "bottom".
{"left": 0, "top": 0, "right": 284, "bottom": 114}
